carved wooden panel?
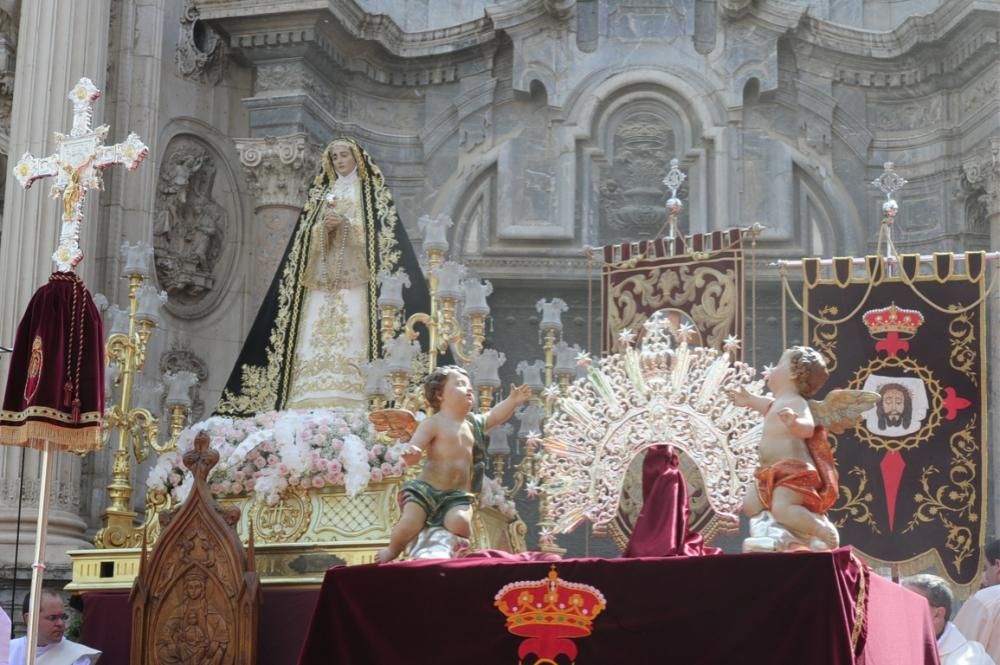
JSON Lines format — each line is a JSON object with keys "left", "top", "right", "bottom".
{"left": 131, "top": 432, "right": 260, "bottom": 665}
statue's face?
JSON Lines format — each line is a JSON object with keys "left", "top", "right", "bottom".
{"left": 330, "top": 144, "right": 357, "bottom": 177}
{"left": 766, "top": 350, "right": 794, "bottom": 393}
{"left": 441, "top": 371, "right": 474, "bottom": 410}
{"left": 184, "top": 577, "right": 205, "bottom": 599}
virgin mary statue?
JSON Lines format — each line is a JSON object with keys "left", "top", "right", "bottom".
{"left": 215, "top": 138, "right": 432, "bottom": 417}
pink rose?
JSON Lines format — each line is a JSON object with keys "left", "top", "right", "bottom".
{"left": 311, "top": 476, "right": 325, "bottom": 488}
{"left": 254, "top": 457, "right": 266, "bottom": 469}
{"left": 244, "top": 479, "right": 255, "bottom": 490}
{"left": 268, "top": 456, "right": 280, "bottom": 466}
{"left": 381, "top": 463, "right": 393, "bottom": 474}
{"left": 370, "top": 468, "right": 384, "bottom": 482}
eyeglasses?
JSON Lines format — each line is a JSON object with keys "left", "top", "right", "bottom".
{"left": 42, "top": 614, "right": 69, "bottom": 622}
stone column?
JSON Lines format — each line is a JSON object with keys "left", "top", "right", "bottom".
{"left": 961, "top": 139, "right": 1000, "bottom": 534}
{"left": 0, "top": 0, "right": 113, "bottom": 573}
{"left": 235, "top": 134, "right": 321, "bottom": 303}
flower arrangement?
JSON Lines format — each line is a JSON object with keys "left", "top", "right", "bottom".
{"left": 146, "top": 409, "right": 407, "bottom": 506}
{"left": 479, "top": 475, "right": 518, "bottom": 519}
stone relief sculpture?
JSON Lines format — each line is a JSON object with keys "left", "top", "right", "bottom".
{"left": 599, "top": 111, "right": 684, "bottom": 242}
{"left": 154, "top": 138, "right": 227, "bottom": 304}
{"left": 176, "top": 2, "right": 224, "bottom": 85}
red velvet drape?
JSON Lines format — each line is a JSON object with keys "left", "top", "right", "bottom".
{"left": 623, "top": 446, "right": 721, "bottom": 558}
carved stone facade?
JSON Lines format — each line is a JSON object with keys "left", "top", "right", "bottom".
{"left": 176, "top": 2, "right": 225, "bottom": 85}
{"left": 154, "top": 136, "right": 230, "bottom": 312}
{"left": 1, "top": 0, "right": 999, "bottom": 566}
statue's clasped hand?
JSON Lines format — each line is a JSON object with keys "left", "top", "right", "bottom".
{"left": 324, "top": 210, "right": 347, "bottom": 230}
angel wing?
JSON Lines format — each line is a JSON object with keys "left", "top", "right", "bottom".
{"left": 809, "top": 389, "right": 880, "bottom": 434}
{"left": 368, "top": 408, "right": 419, "bottom": 440}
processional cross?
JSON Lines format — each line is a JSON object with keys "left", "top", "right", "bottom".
{"left": 12, "top": 77, "right": 148, "bottom": 271}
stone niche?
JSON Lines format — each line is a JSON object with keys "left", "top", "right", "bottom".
{"left": 594, "top": 103, "right": 692, "bottom": 246}
{"left": 153, "top": 134, "right": 239, "bottom": 318}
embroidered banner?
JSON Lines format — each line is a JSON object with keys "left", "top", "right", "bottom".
{"left": 802, "top": 253, "right": 988, "bottom": 591}
{"left": 601, "top": 229, "right": 744, "bottom": 354}
{"left": 600, "top": 229, "right": 746, "bottom": 545}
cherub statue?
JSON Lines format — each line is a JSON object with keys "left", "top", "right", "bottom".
{"left": 729, "top": 346, "right": 877, "bottom": 552}
{"left": 369, "top": 365, "right": 531, "bottom": 562}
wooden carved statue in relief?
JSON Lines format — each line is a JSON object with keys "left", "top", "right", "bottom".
{"left": 130, "top": 432, "right": 261, "bottom": 665}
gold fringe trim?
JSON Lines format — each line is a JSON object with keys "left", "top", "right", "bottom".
{"left": 850, "top": 552, "right": 868, "bottom": 656}
{"left": 854, "top": 548, "right": 980, "bottom": 601}
{"left": 0, "top": 420, "right": 103, "bottom": 453}
{"left": 1, "top": 405, "right": 103, "bottom": 424}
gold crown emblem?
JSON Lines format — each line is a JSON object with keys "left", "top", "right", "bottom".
{"left": 862, "top": 303, "right": 924, "bottom": 338}
{"left": 495, "top": 565, "right": 607, "bottom": 638}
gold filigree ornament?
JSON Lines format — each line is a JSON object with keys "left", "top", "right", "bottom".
{"left": 536, "top": 312, "right": 763, "bottom": 542}
{"left": 948, "top": 312, "right": 978, "bottom": 386}
{"left": 904, "top": 417, "right": 980, "bottom": 573}
{"left": 607, "top": 264, "right": 738, "bottom": 352}
{"left": 249, "top": 487, "right": 313, "bottom": 543}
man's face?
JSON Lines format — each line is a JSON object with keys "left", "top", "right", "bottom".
{"left": 27, "top": 596, "right": 67, "bottom": 646}
{"left": 982, "top": 558, "right": 1000, "bottom": 588}
{"left": 881, "top": 388, "right": 907, "bottom": 424}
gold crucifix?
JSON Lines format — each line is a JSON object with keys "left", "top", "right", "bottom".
{"left": 12, "top": 77, "right": 148, "bottom": 272}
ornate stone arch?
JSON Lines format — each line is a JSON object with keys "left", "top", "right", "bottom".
{"left": 154, "top": 118, "right": 247, "bottom": 319}
{"left": 559, "top": 68, "right": 729, "bottom": 247}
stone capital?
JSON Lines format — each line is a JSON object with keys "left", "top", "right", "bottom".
{"left": 961, "top": 138, "right": 1000, "bottom": 216}
{"left": 234, "top": 133, "right": 322, "bottom": 210}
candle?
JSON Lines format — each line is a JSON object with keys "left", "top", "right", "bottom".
{"left": 433, "top": 262, "right": 467, "bottom": 299}
{"left": 377, "top": 271, "right": 411, "bottom": 309}
{"left": 515, "top": 359, "right": 545, "bottom": 392}
{"left": 135, "top": 284, "right": 168, "bottom": 325}
{"left": 487, "top": 423, "right": 513, "bottom": 456}
{"left": 120, "top": 240, "right": 154, "bottom": 278}
{"left": 536, "top": 298, "right": 568, "bottom": 333}
{"left": 462, "top": 278, "right": 492, "bottom": 317}
{"left": 471, "top": 349, "right": 506, "bottom": 389}
{"left": 107, "top": 304, "right": 130, "bottom": 336}
{"left": 418, "top": 214, "right": 452, "bottom": 256}
{"left": 163, "top": 370, "right": 198, "bottom": 408}
{"left": 385, "top": 336, "right": 420, "bottom": 374}
{"left": 362, "top": 359, "right": 390, "bottom": 398}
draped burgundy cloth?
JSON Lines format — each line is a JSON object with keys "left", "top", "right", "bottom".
{"left": 0, "top": 272, "right": 104, "bottom": 452}
{"left": 623, "top": 445, "right": 721, "bottom": 557}
{"left": 295, "top": 548, "right": 937, "bottom": 665}
{"left": 80, "top": 588, "right": 320, "bottom": 665}
{"left": 79, "top": 550, "right": 938, "bottom": 665}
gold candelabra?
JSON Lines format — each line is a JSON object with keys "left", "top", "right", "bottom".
{"left": 95, "top": 245, "right": 192, "bottom": 549}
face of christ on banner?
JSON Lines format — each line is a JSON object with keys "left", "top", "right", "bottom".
{"left": 861, "top": 375, "right": 928, "bottom": 438}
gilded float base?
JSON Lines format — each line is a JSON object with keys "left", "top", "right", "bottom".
{"left": 68, "top": 480, "right": 526, "bottom": 592}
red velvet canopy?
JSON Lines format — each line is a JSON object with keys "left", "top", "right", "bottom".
{"left": 0, "top": 272, "right": 104, "bottom": 452}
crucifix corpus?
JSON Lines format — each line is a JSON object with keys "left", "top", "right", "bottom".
{"left": 13, "top": 76, "right": 148, "bottom": 271}
{"left": 1, "top": 77, "right": 148, "bottom": 665}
